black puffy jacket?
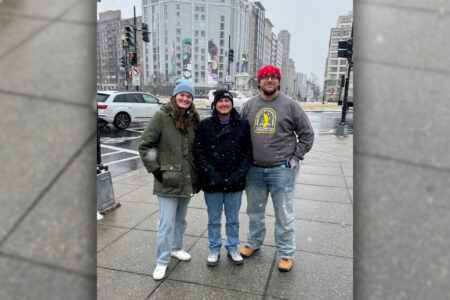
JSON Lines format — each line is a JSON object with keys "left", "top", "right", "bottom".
{"left": 194, "top": 109, "right": 252, "bottom": 193}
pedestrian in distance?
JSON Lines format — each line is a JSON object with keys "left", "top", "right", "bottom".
{"left": 239, "top": 65, "right": 314, "bottom": 272}
{"left": 194, "top": 89, "right": 252, "bottom": 267}
{"left": 139, "top": 78, "right": 201, "bottom": 280}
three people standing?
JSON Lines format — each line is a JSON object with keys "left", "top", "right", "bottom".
{"left": 140, "top": 64, "right": 313, "bottom": 280}
{"left": 194, "top": 89, "right": 252, "bottom": 267}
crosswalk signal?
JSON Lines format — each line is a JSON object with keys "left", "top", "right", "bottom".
{"left": 124, "top": 26, "right": 135, "bottom": 46}
{"left": 338, "top": 39, "right": 353, "bottom": 59}
{"left": 229, "top": 49, "right": 234, "bottom": 62}
{"left": 129, "top": 52, "right": 137, "bottom": 66}
{"left": 142, "top": 23, "right": 149, "bottom": 43}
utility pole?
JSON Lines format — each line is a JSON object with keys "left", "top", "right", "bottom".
{"left": 133, "top": 6, "right": 139, "bottom": 91}
{"left": 227, "top": 35, "right": 231, "bottom": 90}
{"left": 336, "top": 24, "right": 353, "bottom": 137}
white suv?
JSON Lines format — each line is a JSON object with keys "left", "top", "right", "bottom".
{"left": 205, "top": 90, "right": 249, "bottom": 111}
{"left": 97, "top": 91, "right": 162, "bottom": 129}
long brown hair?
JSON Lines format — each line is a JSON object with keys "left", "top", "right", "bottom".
{"left": 170, "top": 96, "right": 200, "bottom": 133}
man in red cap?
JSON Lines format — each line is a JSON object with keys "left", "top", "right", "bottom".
{"left": 239, "top": 65, "right": 314, "bottom": 272}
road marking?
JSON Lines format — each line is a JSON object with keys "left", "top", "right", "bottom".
{"left": 126, "top": 128, "right": 145, "bottom": 133}
{"left": 101, "top": 144, "right": 139, "bottom": 155}
{"left": 101, "top": 136, "right": 141, "bottom": 144}
{"left": 104, "top": 156, "right": 141, "bottom": 166}
{"left": 101, "top": 150, "right": 122, "bottom": 157}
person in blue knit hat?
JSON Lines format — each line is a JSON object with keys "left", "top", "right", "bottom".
{"left": 139, "top": 78, "right": 200, "bottom": 280}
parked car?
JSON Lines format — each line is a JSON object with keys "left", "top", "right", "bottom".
{"left": 205, "top": 90, "right": 249, "bottom": 111}
{"left": 97, "top": 91, "right": 162, "bottom": 129}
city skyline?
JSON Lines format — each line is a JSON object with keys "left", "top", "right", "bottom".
{"left": 97, "top": 0, "right": 353, "bottom": 89}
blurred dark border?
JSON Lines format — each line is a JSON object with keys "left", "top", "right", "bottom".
{"left": 1, "top": 0, "right": 449, "bottom": 299}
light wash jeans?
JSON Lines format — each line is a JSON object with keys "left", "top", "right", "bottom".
{"left": 156, "top": 196, "right": 190, "bottom": 266}
{"left": 245, "top": 165, "right": 298, "bottom": 258}
{"left": 204, "top": 191, "right": 243, "bottom": 253}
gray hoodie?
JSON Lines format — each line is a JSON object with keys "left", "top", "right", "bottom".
{"left": 240, "top": 92, "right": 314, "bottom": 167}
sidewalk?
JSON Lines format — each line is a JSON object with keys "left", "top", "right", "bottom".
{"left": 97, "top": 134, "right": 353, "bottom": 300}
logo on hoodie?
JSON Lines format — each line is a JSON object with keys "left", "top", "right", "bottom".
{"left": 254, "top": 108, "right": 276, "bottom": 133}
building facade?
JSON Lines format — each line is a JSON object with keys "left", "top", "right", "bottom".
{"left": 142, "top": 0, "right": 252, "bottom": 95}
{"left": 263, "top": 18, "right": 273, "bottom": 67}
{"left": 277, "top": 29, "right": 290, "bottom": 94}
{"left": 251, "top": 2, "right": 265, "bottom": 78}
{"left": 323, "top": 12, "right": 353, "bottom": 102}
{"left": 97, "top": 10, "right": 143, "bottom": 91}
{"left": 274, "top": 37, "right": 283, "bottom": 69}
{"left": 286, "top": 58, "right": 296, "bottom": 98}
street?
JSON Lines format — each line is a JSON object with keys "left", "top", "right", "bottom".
{"left": 99, "top": 107, "right": 353, "bottom": 178}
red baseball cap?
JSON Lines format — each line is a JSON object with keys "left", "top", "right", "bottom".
{"left": 257, "top": 65, "right": 281, "bottom": 82}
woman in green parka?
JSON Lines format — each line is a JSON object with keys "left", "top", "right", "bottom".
{"left": 139, "top": 78, "right": 200, "bottom": 280}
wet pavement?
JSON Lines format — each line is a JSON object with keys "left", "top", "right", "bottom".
{"left": 97, "top": 134, "right": 353, "bottom": 299}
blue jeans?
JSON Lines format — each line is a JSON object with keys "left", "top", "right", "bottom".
{"left": 245, "top": 165, "right": 298, "bottom": 258}
{"left": 156, "top": 196, "right": 190, "bottom": 266}
{"left": 204, "top": 191, "right": 243, "bottom": 253}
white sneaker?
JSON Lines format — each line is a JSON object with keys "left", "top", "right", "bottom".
{"left": 227, "top": 250, "right": 243, "bottom": 265}
{"left": 170, "top": 250, "right": 191, "bottom": 261}
{"left": 153, "top": 265, "right": 167, "bottom": 280}
{"left": 207, "top": 252, "right": 220, "bottom": 267}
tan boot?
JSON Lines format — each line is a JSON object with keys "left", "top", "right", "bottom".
{"left": 239, "top": 245, "right": 259, "bottom": 258}
{"left": 278, "top": 258, "right": 293, "bottom": 272}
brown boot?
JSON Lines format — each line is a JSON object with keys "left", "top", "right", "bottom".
{"left": 278, "top": 258, "right": 293, "bottom": 272}
{"left": 240, "top": 245, "right": 259, "bottom": 258}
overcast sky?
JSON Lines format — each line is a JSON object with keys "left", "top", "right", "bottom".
{"left": 97, "top": 0, "right": 353, "bottom": 88}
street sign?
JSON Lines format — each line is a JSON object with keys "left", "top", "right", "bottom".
{"left": 131, "top": 66, "right": 140, "bottom": 76}
{"left": 132, "top": 75, "right": 140, "bottom": 86}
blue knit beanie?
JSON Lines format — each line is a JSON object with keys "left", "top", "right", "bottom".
{"left": 172, "top": 78, "right": 195, "bottom": 98}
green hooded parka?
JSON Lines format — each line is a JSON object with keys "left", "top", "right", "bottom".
{"left": 139, "top": 102, "right": 199, "bottom": 198}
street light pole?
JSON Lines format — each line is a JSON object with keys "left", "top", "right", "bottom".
{"left": 336, "top": 24, "right": 353, "bottom": 137}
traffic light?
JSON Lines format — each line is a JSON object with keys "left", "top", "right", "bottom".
{"left": 129, "top": 52, "right": 137, "bottom": 66}
{"left": 338, "top": 39, "right": 353, "bottom": 59}
{"left": 124, "top": 26, "right": 135, "bottom": 46}
{"left": 120, "top": 55, "right": 126, "bottom": 67}
{"left": 229, "top": 49, "right": 234, "bottom": 62}
{"left": 128, "top": 72, "right": 132, "bottom": 79}
{"left": 142, "top": 23, "right": 149, "bottom": 43}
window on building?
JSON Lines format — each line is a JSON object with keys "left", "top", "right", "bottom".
{"left": 330, "top": 60, "right": 338, "bottom": 65}
{"left": 327, "top": 80, "right": 337, "bottom": 86}
{"left": 330, "top": 53, "right": 337, "bottom": 58}
{"left": 340, "top": 67, "right": 347, "bottom": 72}
{"left": 343, "top": 30, "right": 351, "bottom": 37}
{"left": 329, "top": 67, "right": 338, "bottom": 72}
